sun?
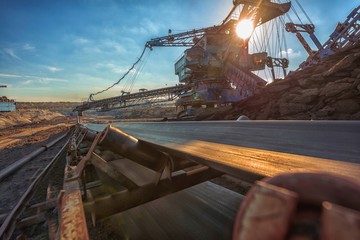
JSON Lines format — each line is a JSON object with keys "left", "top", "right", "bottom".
{"left": 236, "top": 19, "right": 254, "bottom": 39}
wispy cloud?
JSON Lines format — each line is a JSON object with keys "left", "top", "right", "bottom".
{"left": 100, "top": 39, "right": 127, "bottom": 54}
{"left": 128, "top": 18, "right": 163, "bottom": 35}
{"left": 280, "top": 48, "right": 302, "bottom": 57}
{"left": 129, "top": 26, "right": 147, "bottom": 35}
{"left": 22, "top": 80, "right": 33, "bottom": 85}
{"left": 81, "top": 46, "right": 103, "bottom": 54}
{"left": 0, "top": 73, "right": 20, "bottom": 78}
{"left": 23, "top": 43, "right": 36, "bottom": 51}
{"left": 46, "top": 66, "right": 63, "bottom": 72}
{"left": 15, "top": 87, "right": 52, "bottom": 91}
{"left": 73, "top": 37, "right": 91, "bottom": 45}
{"left": 2, "top": 48, "right": 21, "bottom": 60}
{"left": 95, "top": 62, "right": 129, "bottom": 74}
{"left": 69, "top": 35, "right": 129, "bottom": 56}
{"left": 31, "top": 76, "right": 68, "bottom": 83}
{"left": 0, "top": 72, "right": 68, "bottom": 84}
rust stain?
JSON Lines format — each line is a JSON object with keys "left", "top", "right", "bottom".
{"left": 60, "top": 191, "right": 89, "bottom": 240}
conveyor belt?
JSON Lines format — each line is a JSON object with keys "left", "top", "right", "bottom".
{"left": 89, "top": 181, "right": 244, "bottom": 240}
{"left": 59, "top": 123, "right": 360, "bottom": 239}
{"left": 86, "top": 121, "right": 360, "bottom": 182}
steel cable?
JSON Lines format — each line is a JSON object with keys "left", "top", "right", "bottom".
{"left": 89, "top": 45, "right": 148, "bottom": 101}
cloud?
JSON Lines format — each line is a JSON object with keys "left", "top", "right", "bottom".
{"left": 15, "top": 87, "right": 52, "bottom": 91}
{"left": 100, "top": 39, "right": 127, "bottom": 54}
{"left": 0, "top": 72, "right": 68, "bottom": 84}
{"left": 46, "top": 66, "right": 63, "bottom": 72}
{"left": 2, "top": 48, "right": 21, "bottom": 60}
{"left": 81, "top": 46, "right": 103, "bottom": 54}
{"left": 73, "top": 37, "right": 91, "bottom": 45}
{"left": 0, "top": 73, "right": 19, "bottom": 78}
{"left": 128, "top": 18, "right": 163, "bottom": 35}
{"left": 22, "top": 80, "right": 33, "bottom": 85}
{"left": 129, "top": 26, "right": 147, "bottom": 35}
{"left": 23, "top": 43, "right": 36, "bottom": 51}
{"left": 34, "top": 76, "right": 68, "bottom": 83}
{"left": 95, "top": 62, "right": 129, "bottom": 74}
{"left": 69, "top": 35, "right": 130, "bottom": 56}
{"left": 281, "top": 48, "right": 302, "bottom": 57}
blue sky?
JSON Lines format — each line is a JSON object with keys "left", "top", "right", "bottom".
{"left": 0, "top": 0, "right": 358, "bottom": 102}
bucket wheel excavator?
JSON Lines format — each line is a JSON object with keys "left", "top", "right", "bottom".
{"left": 74, "top": 0, "right": 291, "bottom": 117}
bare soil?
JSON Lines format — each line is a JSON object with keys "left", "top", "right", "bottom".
{"left": 0, "top": 121, "right": 72, "bottom": 220}
{"left": 0, "top": 124, "right": 71, "bottom": 168}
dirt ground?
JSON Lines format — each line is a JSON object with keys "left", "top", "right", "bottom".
{"left": 0, "top": 123, "right": 72, "bottom": 168}
{"left": 0, "top": 120, "right": 73, "bottom": 224}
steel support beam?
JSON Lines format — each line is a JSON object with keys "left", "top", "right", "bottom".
{"left": 84, "top": 168, "right": 222, "bottom": 220}
{"left": 90, "top": 152, "right": 139, "bottom": 190}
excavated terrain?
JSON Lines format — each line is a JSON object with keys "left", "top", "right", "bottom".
{"left": 203, "top": 43, "right": 360, "bottom": 120}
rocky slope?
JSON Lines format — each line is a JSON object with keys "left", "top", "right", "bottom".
{"left": 206, "top": 44, "right": 360, "bottom": 120}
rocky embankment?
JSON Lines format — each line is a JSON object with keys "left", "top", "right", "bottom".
{"left": 0, "top": 102, "right": 79, "bottom": 129}
{"left": 208, "top": 44, "right": 360, "bottom": 120}
{"left": 114, "top": 106, "right": 177, "bottom": 119}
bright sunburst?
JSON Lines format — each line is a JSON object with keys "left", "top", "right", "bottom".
{"left": 236, "top": 19, "right": 254, "bottom": 39}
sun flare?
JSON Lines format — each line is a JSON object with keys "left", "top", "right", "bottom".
{"left": 236, "top": 19, "right": 254, "bottom": 39}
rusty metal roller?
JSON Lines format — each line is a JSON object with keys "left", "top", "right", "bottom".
{"left": 98, "top": 125, "right": 168, "bottom": 173}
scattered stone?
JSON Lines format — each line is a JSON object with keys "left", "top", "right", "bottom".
{"left": 337, "top": 90, "right": 359, "bottom": 100}
{"left": 279, "top": 103, "right": 308, "bottom": 116}
{"left": 293, "top": 88, "right": 319, "bottom": 103}
{"left": 323, "top": 53, "right": 360, "bottom": 77}
{"left": 320, "top": 82, "right": 352, "bottom": 98}
{"left": 268, "top": 83, "right": 290, "bottom": 93}
{"left": 242, "top": 95, "right": 269, "bottom": 107}
{"left": 315, "top": 106, "right": 335, "bottom": 118}
{"left": 297, "top": 74, "right": 326, "bottom": 88}
{"left": 351, "top": 68, "right": 360, "bottom": 78}
{"left": 333, "top": 99, "right": 360, "bottom": 114}
{"left": 351, "top": 111, "right": 360, "bottom": 119}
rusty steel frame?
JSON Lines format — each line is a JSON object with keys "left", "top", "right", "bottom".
{"left": 56, "top": 124, "right": 225, "bottom": 238}
{"left": 57, "top": 124, "right": 104, "bottom": 239}
{"left": 84, "top": 167, "right": 222, "bottom": 220}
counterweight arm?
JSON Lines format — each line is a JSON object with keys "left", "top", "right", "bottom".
{"left": 146, "top": 26, "right": 221, "bottom": 48}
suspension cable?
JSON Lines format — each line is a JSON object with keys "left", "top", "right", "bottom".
{"left": 295, "top": 0, "right": 313, "bottom": 24}
{"left": 128, "top": 49, "right": 150, "bottom": 93}
{"left": 291, "top": 5, "right": 303, "bottom": 24}
{"left": 121, "top": 49, "right": 151, "bottom": 94}
{"left": 88, "top": 45, "right": 148, "bottom": 101}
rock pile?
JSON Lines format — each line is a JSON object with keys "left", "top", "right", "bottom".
{"left": 213, "top": 43, "right": 360, "bottom": 120}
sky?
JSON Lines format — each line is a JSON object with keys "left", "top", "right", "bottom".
{"left": 0, "top": 0, "right": 359, "bottom": 102}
